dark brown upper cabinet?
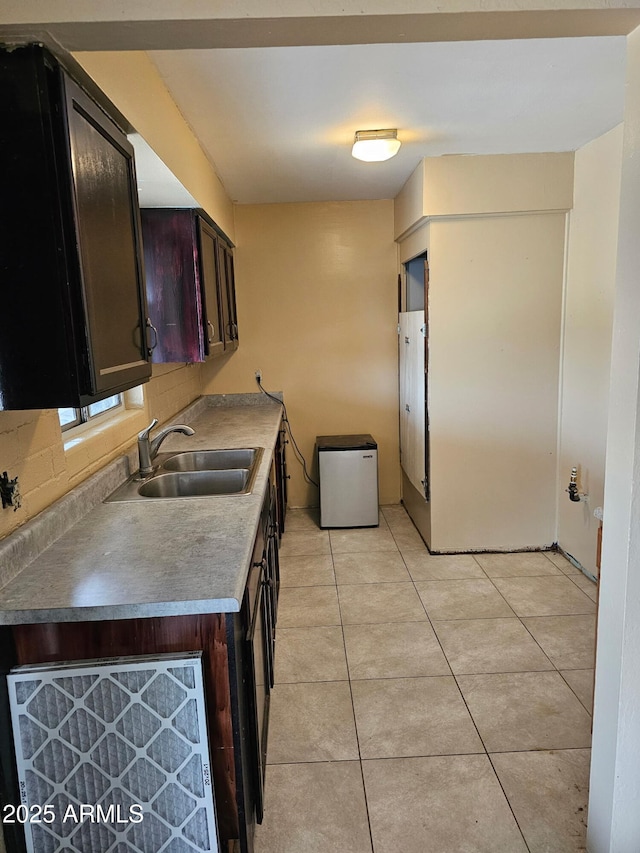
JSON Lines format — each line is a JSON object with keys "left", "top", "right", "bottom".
{"left": 218, "top": 233, "right": 239, "bottom": 350}
{"left": 141, "top": 208, "right": 238, "bottom": 363}
{"left": 0, "top": 45, "right": 152, "bottom": 411}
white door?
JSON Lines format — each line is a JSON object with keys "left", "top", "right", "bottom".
{"left": 399, "top": 310, "right": 426, "bottom": 497}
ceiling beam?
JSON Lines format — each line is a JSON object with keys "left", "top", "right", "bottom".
{"left": 2, "top": 8, "right": 640, "bottom": 51}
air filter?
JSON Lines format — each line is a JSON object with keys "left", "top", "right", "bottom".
{"left": 7, "top": 652, "right": 219, "bottom": 852}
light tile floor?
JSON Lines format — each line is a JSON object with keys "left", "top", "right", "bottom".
{"left": 254, "top": 505, "right": 596, "bottom": 853}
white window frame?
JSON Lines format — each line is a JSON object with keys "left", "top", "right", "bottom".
{"left": 58, "top": 394, "right": 124, "bottom": 433}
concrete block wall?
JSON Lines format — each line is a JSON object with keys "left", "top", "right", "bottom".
{"left": 0, "top": 363, "right": 204, "bottom": 542}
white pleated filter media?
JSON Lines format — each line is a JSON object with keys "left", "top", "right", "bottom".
{"left": 7, "top": 652, "right": 219, "bottom": 852}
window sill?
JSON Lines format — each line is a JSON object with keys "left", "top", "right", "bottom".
{"left": 64, "top": 408, "right": 149, "bottom": 483}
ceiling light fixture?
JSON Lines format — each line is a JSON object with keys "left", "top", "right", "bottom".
{"left": 352, "top": 129, "right": 401, "bottom": 162}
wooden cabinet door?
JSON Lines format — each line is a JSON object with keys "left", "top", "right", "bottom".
{"left": 197, "top": 217, "right": 226, "bottom": 357}
{"left": 141, "top": 209, "right": 205, "bottom": 363}
{"left": 0, "top": 45, "right": 151, "bottom": 409}
{"left": 141, "top": 209, "right": 236, "bottom": 363}
{"left": 218, "top": 238, "right": 239, "bottom": 350}
{"left": 275, "top": 427, "right": 288, "bottom": 538}
{"left": 64, "top": 74, "right": 151, "bottom": 398}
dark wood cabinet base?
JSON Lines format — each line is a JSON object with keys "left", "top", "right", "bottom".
{"left": 2, "top": 613, "right": 254, "bottom": 853}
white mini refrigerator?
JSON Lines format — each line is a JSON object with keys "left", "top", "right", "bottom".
{"left": 317, "top": 434, "right": 378, "bottom": 528}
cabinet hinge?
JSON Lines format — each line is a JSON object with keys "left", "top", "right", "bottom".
{"left": 420, "top": 324, "right": 427, "bottom": 337}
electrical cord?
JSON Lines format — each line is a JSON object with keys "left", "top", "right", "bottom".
{"left": 256, "top": 375, "right": 319, "bottom": 488}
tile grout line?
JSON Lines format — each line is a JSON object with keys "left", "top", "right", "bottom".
{"left": 330, "top": 528, "right": 378, "bottom": 853}
{"left": 391, "top": 514, "right": 533, "bottom": 851}
{"left": 271, "top": 512, "right": 375, "bottom": 852}
{"left": 555, "top": 670, "right": 595, "bottom": 714}
{"left": 442, "top": 634, "right": 537, "bottom": 852}
{"left": 484, "top": 750, "right": 534, "bottom": 853}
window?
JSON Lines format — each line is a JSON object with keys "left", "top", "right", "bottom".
{"left": 58, "top": 394, "right": 123, "bottom": 432}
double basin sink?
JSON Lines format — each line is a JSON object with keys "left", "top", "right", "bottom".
{"left": 107, "top": 447, "right": 263, "bottom": 502}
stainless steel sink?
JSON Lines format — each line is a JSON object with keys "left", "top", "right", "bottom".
{"left": 105, "top": 446, "right": 263, "bottom": 502}
{"left": 163, "top": 448, "right": 259, "bottom": 472}
{"left": 138, "top": 469, "right": 251, "bottom": 498}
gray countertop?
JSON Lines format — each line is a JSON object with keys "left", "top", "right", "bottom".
{"left": 0, "top": 395, "right": 283, "bottom": 625}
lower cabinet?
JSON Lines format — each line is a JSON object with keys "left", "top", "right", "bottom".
{"left": 275, "top": 427, "right": 289, "bottom": 539}
{"left": 244, "top": 480, "right": 279, "bottom": 826}
{"left": 0, "top": 486, "right": 282, "bottom": 853}
{"left": 6, "top": 653, "right": 219, "bottom": 851}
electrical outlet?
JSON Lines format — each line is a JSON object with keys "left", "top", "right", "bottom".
{"left": 255, "top": 369, "right": 262, "bottom": 384}
{"left": 0, "top": 471, "right": 21, "bottom": 512}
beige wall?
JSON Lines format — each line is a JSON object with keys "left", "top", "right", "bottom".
{"left": 0, "top": 364, "right": 203, "bottom": 541}
{"left": 74, "top": 51, "right": 234, "bottom": 240}
{"left": 428, "top": 213, "right": 566, "bottom": 551}
{"left": 201, "top": 200, "right": 400, "bottom": 507}
{"left": 558, "top": 125, "right": 623, "bottom": 577}
{"left": 396, "top": 153, "right": 572, "bottom": 552}
{"left": 395, "top": 152, "right": 574, "bottom": 239}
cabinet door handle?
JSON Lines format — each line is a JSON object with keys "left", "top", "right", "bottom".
{"left": 207, "top": 321, "right": 215, "bottom": 343}
{"left": 146, "top": 318, "right": 159, "bottom": 353}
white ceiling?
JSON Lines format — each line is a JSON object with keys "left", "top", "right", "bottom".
{"left": 146, "top": 36, "right": 627, "bottom": 205}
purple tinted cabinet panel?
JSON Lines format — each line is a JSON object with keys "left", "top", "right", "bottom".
{"left": 141, "top": 209, "right": 205, "bottom": 363}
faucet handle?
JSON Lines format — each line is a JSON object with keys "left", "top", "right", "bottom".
{"left": 138, "top": 418, "right": 158, "bottom": 441}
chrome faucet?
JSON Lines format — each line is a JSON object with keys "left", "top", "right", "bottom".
{"left": 137, "top": 418, "right": 195, "bottom": 475}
